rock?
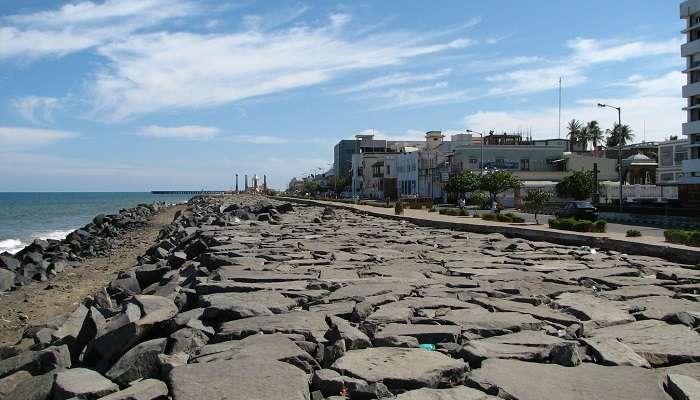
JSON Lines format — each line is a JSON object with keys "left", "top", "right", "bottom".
{"left": 52, "top": 304, "right": 103, "bottom": 362}
{"left": 157, "top": 352, "right": 188, "bottom": 376}
{"left": 166, "top": 327, "right": 210, "bottom": 356}
{"left": 199, "top": 291, "right": 297, "bottom": 314}
{"left": 105, "top": 338, "right": 167, "bottom": 386}
{"left": 53, "top": 368, "right": 119, "bottom": 400}
{"left": 665, "top": 374, "right": 700, "bottom": 400}
{"left": 0, "top": 345, "right": 70, "bottom": 379}
{"left": 2, "top": 370, "right": 57, "bottom": 400}
{"left": 553, "top": 292, "right": 634, "bottom": 329}
{"left": 214, "top": 311, "right": 328, "bottom": 342}
{"left": 438, "top": 308, "right": 544, "bottom": 337}
{"left": 375, "top": 323, "right": 461, "bottom": 344}
{"left": 469, "top": 359, "right": 671, "bottom": 400}
{"left": 331, "top": 347, "right": 468, "bottom": 391}
{"left": 168, "top": 359, "right": 310, "bottom": 400}
{"left": 0, "top": 370, "right": 31, "bottom": 397}
{"left": 193, "top": 334, "right": 319, "bottom": 373}
{"left": 325, "top": 316, "right": 371, "bottom": 350}
{"left": 311, "top": 368, "right": 390, "bottom": 400}
{"left": 589, "top": 320, "right": 700, "bottom": 366}
{"left": 0, "top": 255, "right": 20, "bottom": 271}
{"left": 581, "top": 337, "right": 651, "bottom": 368}
{"left": 0, "top": 269, "right": 15, "bottom": 291}
{"left": 468, "top": 296, "right": 579, "bottom": 326}
{"left": 96, "top": 378, "right": 169, "bottom": 400}
{"left": 373, "top": 335, "right": 420, "bottom": 348}
{"left": 460, "top": 331, "right": 581, "bottom": 367}
{"left": 395, "top": 386, "right": 497, "bottom": 400}
{"left": 625, "top": 296, "right": 700, "bottom": 322}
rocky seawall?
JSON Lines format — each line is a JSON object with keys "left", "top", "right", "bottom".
{"left": 0, "top": 203, "right": 166, "bottom": 292}
{"left": 0, "top": 194, "right": 698, "bottom": 399}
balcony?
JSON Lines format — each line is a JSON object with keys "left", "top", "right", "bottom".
{"left": 681, "top": 0, "right": 700, "bottom": 18}
{"left": 683, "top": 120, "right": 700, "bottom": 135}
{"left": 683, "top": 82, "right": 700, "bottom": 98}
{"left": 683, "top": 158, "right": 700, "bottom": 173}
{"left": 682, "top": 39, "right": 700, "bottom": 57}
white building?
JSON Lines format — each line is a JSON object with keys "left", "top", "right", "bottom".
{"left": 397, "top": 148, "right": 419, "bottom": 197}
{"left": 680, "top": 1, "right": 700, "bottom": 193}
{"left": 657, "top": 138, "right": 688, "bottom": 184}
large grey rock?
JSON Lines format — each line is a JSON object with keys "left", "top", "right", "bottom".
{"left": 215, "top": 311, "right": 328, "bottom": 342}
{"left": 200, "top": 291, "right": 296, "bottom": 314}
{"left": 168, "top": 358, "right": 310, "bottom": 400}
{"left": 469, "top": 359, "right": 671, "bottom": 400}
{"left": 625, "top": 296, "right": 700, "bottom": 322}
{"left": 439, "top": 309, "right": 544, "bottom": 337}
{"left": 0, "top": 370, "right": 31, "bottom": 398}
{"left": 0, "top": 345, "right": 70, "bottom": 379}
{"left": 665, "top": 374, "right": 700, "bottom": 400}
{"left": 581, "top": 337, "right": 651, "bottom": 368}
{"left": 325, "top": 316, "right": 371, "bottom": 350}
{"left": 193, "top": 333, "right": 319, "bottom": 373}
{"left": 53, "top": 305, "right": 104, "bottom": 362}
{"left": 395, "top": 386, "right": 496, "bottom": 400}
{"left": 0, "top": 269, "right": 15, "bottom": 291}
{"left": 460, "top": 331, "right": 580, "bottom": 367}
{"left": 53, "top": 368, "right": 119, "bottom": 400}
{"left": 2, "top": 370, "right": 56, "bottom": 400}
{"left": 468, "top": 297, "right": 579, "bottom": 326}
{"left": 375, "top": 323, "right": 461, "bottom": 344}
{"left": 106, "top": 338, "right": 167, "bottom": 386}
{"left": 96, "top": 378, "right": 169, "bottom": 400}
{"left": 589, "top": 320, "right": 700, "bottom": 366}
{"left": 553, "top": 292, "right": 634, "bottom": 329}
{"left": 331, "top": 347, "right": 468, "bottom": 391}
{"left": 167, "top": 327, "right": 210, "bottom": 356}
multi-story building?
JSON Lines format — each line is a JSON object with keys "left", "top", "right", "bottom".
{"left": 681, "top": 1, "right": 700, "bottom": 201}
{"left": 657, "top": 138, "right": 689, "bottom": 184}
{"left": 334, "top": 140, "right": 360, "bottom": 180}
{"left": 397, "top": 148, "right": 419, "bottom": 197}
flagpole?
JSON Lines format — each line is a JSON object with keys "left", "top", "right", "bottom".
{"left": 558, "top": 77, "right": 562, "bottom": 140}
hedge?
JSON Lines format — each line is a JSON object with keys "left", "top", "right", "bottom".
{"left": 626, "top": 229, "right": 642, "bottom": 237}
{"left": 549, "top": 217, "right": 607, "bottom": 233}
{"left": 664, "top": 229, "right": 700, "bottom": 247}
{"left": 481, "top": 212, "right": 525, "bottom": 223}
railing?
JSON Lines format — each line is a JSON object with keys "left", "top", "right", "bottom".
{"left": 604, "top": 184, "right": 678, "bottom": 200}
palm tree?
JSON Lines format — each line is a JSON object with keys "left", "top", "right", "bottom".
{"left": 606, "top": 123, "right": 634, "bottom": 147}
{"left": 566, "top": 119, "right": 583, "bottom": 152}
{"left": 586, "top": 120, "right": 604, "bottom": 151}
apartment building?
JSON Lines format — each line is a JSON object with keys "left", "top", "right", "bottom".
{"left": 657, "top": 138, "right": 689, "bottom": 184}
{"left": 680, "top": 1, "right": 700, "bottom": 201}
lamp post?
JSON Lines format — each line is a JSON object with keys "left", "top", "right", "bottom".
{"left": 466, "top": 129, "right": 485, "bottom": 175}
{"left": 597, "top": 103, "right": 623, "bottom": 212}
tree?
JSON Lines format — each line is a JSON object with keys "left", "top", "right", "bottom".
{"left": 479, "top": 171, "right": 521, "bottom": 203}
{"left": 606, "top": 123, "right": 634, "bottom": 147}
{"left": 556, "top": 170, "right": 596, "bottom": 200}
{"left": 302, "top": 180, "right": 320, "bottom": 197}
{"left": 567, "top": 119, "right": 584, "bottom": 152}
{"left": 327, "top": 176, "right": 347, "bottom": 198}
{"left": 445, "top": 171, "right": 481, "bottom": 198}
{"left": 586, "top": 120, "right": 604, "bottom": 151}
{"left": 525, "top": 189, "right": 552, "bottom": 224}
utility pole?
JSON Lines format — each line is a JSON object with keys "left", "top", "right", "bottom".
{"left": 592, "top": 163, "right": 600, "bottom": 204}
{"left": 558, "top": 77, "right": 562, "bottom": 140}
{"left": 598, "top": 103, "right": 623, "bottom": 212}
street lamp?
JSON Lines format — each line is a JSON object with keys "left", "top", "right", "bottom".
{"left": 597, "top": 103, "right": 623, "bottom": 212}
{"left": 466, "top": 129, "right": 485, "bottom": 175}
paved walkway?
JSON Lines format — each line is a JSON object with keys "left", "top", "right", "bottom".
{"left": 280, "top": 197, "right": 700, "bottom": 264}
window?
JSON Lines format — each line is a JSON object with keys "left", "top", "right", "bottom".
{"left": 520, "top": 158, "right": 530, "bottom": 171}
{"left": 659, "top": 146, "right": 674, "bottom": 167}
{"left": 496, "top": 158, "right": 505, "bottom": 167}
{"left": 469, "top": 157, "right": 478, "bottom": 164}
{"left": 675, "top": 146, "right": 688, "bottom": 165}
{"left": 386, "top": 165, "right": 391, "bottom": 175}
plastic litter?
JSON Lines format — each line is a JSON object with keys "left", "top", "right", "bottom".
{"left": 419, "top": 343, "right": 436, "bottom": 351}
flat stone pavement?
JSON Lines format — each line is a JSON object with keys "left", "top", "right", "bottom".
{"left": 284, "top": 197, "right": 700, "bottom": 265}
{"left": 2, "top": 195, "right": 699, "bottom": 400}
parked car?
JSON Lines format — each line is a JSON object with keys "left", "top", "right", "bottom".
{"left": 555, "top": 201, "right": 599, "bottom": 221}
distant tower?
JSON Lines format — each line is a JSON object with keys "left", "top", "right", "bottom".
{"left": 244, "top": 174, "right": 248, "bottom": 191}
{"left": 263, "top": 175, "right": 267, "bottom": 191}
{"left": 253, "top": 175, "right": 259, "bottom": 191}
{"left": 235, "top": 174, "right": 239, "bottom": 192}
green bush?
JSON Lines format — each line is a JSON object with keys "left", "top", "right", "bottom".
{"left": 496, "top": 213, "right": 513, "bottom": 223}
{"left": 626, "top": 229, "right": 642, "bottom": 237}
{"left": 409, "top": 203, "right": 423, "bottom": 210}
{"left": 428, "top": 207, "right": 437, "bottom": 213}
{"left": 394, "top": 201, "right": 404, "bottom": 215}
{"left": 459, "top": 208, "right": 469, "bottom": 216}
{"left": 573, "top": 220, "right": 593, "bottom": 232}
{"left": 548, "top": 217, "right": 601, "bottom": 233}
{"left": 481, "top": 213, "right": 497, "bottom": 221}
{"left": 665, "top": 229, "right": 700, "bottom": 247}
{"left": 438, "top": 208, "right": 446, "bottom": 215}
{"left": 594, "top": 220, "right": 607, "bottom": 233}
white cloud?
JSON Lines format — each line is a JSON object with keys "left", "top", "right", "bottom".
{"left": 88, "top": 14, "right": 472, "bottom": 120}
{"left": 0, "top": 126, "right": 78, "bottom": 151}
{"left": 485, "top": 37, "right": 681, "bottom": 96}
{"left": 12, "top": 96, "right": 62, "bottom": 124}
{"left": 618, "top": 71, "right": 682, "bottom": 97}
{"left": 137, "top": 125, "right": 219, "bottom": 140}
{"left": 336, "top": 68, "right": 452, "bottom": 94}
{"left": 1, "top": 0, "right": 197, "bottom": 60}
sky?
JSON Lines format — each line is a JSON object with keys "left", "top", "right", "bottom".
{"left": 0, "top": 0, "right": 687, "bottom": 191}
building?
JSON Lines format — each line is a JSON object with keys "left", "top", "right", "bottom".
{"left": 657, "top": 138, "right": 688, "bottom": 184}
{"left": 397, "top": 148, "right": 419, "bottom": 197}
{"left": 621, "top": 153, "right": 657, "bottom": 185}
{"left": 680, "top": 1, "right": 700, "bottom": 201}
{"left": 334, "top": 140, "right": 360, "bottom": 180}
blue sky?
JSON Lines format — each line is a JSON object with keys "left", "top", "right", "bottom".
{"left": 0, "top": 0, "right": 686, "bottom": 191}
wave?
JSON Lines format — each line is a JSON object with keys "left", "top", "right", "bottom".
{"left": 0, "top": 239, "right": 27, "bottom": 255}
{"left": 0, "top": 229, "right": 75, "bottom": 255}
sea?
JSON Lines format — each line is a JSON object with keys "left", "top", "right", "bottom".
{"left": 0, "top": 192, "right": 196, "bottom": 255}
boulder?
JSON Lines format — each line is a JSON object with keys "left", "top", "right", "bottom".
{"left": 665, "top": 374, "right": 700, "bottom": 400}
{"left": 438, "top": 309, "right": 544, "bottom": 337}
{"left": 468, "top": 359, "right": 671, "bottom": 400}
{"left": 2, "top": 370, "right": 57, "bottom": 400}
{"left": 105, "top": 338, "right": 167, "bottom": 386}
{"left": 96, "top": 378, "right": 169, "bottom": 400}
{"left": 166, "top": 327, "right": 209, "bottom": 356}
{"left": 53, "top": 368, "right": 119, "bottom": 400}
{"left": 375, "top": 323, "right": 461, "bottom": 344}
{"left": 0, "top": 345, "right": 70, "bottom": 379}
{"left": 325, "top": 316, "right": 371, "bottom": 350}
{"left": 214, "top": 311, "right": 328, "bottom": 342}
{"left": 0, "top": 269, "right": 15, "bottom": 291}
{"left": 331, "top": 347, "right": 468, "bottom": 391}
{"left": 459, "top": 331, "right": 581, "bottom": 367}
{"left": 553, "top": 292, "right": 634, "bottom": 329}
{"left": 0, "top": 370, "right": 31, "bottom": 397}
{"left": 0, "top": 255, "right": 20, "bottom": 271}
{"left": 395, "top": 386, "right": 497, "bottom": 400}
{"left": 168, "top": 358, "right": 310, "bottom": 400}
{"left": 581, "top": 337, "right": 651, "bottom": 368}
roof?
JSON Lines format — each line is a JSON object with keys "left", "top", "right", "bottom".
{"left": 626, "top": 153, "right": 651, "bottom": 161}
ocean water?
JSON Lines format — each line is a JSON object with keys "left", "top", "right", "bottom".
{"left": 0, "top": 192, "right": 195, "bottom": 254}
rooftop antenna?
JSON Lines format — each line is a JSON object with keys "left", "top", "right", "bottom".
{"left": 558, "top": 77, "right": 562, "bottom": 139}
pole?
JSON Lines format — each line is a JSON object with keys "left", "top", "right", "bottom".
{"left": 617, "top": 107, "right": 623, "bottom": 212}
{"left": 480, "top": 133, "right": 484, "bottom": 175}
{"left": 235, "top": 174, "right": 239, "bottom": 193}
{"left": 558, "top": 77, "right": 562, "bottom": 140}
